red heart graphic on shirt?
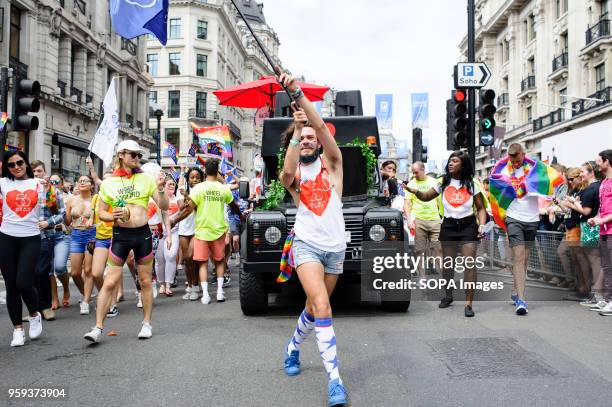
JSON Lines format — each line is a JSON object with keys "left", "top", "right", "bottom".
{"left": 300, "top": 172, "right": 331, "bottom": 216}
{"left": 6, "top": 189, "right": 38, "bottom": 218}
{"left": 444, "top": 186, "right": 471, "bottom": 208}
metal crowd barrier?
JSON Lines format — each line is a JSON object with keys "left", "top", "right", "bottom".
{"left": 478, "top": 226, "right": 574, "bottom": 285}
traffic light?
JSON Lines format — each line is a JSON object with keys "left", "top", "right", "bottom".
{"left": 12, "top": 77, "right": 40, "bottom": 132}
{"left": 446, "top": 89, "right": 468, "bottom": 150}
{"left": 412, "top": 127, "right": 427, "bottom": 163}
{"left": 479, "top": 89, "right": 496, "bottom": 146}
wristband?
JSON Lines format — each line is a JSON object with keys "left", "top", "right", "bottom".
{"left": 289, "top": 87, "right": 303, "bottom": 100}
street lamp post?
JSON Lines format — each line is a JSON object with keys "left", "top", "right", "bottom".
{"left": 154, "top": 108, "right": 163, "bottom": 164}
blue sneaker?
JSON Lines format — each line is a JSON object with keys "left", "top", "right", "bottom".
{"left": 515, "top": 299, "right": 528, "bottom": 315}
{"left": 511, "top": 293, "right": 519, "bottom": 305}
{"left": 284, "top": 349, "right": 300, "bottom": 376}
{"left": 328, "top": 378, "right": 348, "bottom": 406}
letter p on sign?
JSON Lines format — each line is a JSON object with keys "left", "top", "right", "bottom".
{"left": 463, "top": 66, "right": 474, "bottom": 76}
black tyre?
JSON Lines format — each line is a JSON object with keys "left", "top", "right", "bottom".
{"left": 239, "top": 266, "right": 268, "bottom": 315}
{"left": 381, "top": 301, "right": 410, "bottom": 312}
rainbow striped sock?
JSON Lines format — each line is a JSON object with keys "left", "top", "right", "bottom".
{"left": 315, "top": 317, "right": 341, "bottom": 383}
{"left": 287, "top": 310, "right": 315, "bottom": 353}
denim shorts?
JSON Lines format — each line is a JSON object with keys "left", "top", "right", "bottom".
{"left": 70, "top": 228, "right": 96, "bottom": 254}
{"left": 292, "top": 238, "right": 345, "bottom": 275}
{"left": 95, "top": 238, "right": 112, "bottom": 250}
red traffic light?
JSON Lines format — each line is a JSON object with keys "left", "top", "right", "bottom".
{"left": 453, "top": 90, "right": 466, "bottom": 103}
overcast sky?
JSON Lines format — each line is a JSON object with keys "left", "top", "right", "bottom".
{"left": 262, "top": 0, "right": 467, "bottom": 167}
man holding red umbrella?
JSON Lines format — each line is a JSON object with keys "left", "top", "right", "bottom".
{"left": 277, "top": 69, "right": 348, "bottom": 407}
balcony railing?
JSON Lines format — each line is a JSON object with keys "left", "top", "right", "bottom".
{"left": 121, "top": 38, "right": 138, "bottom": 56}
{"left": 586, "top": 18, "right": 610, "bottom": 46}
{"left": 521, "top": 76, "right": 536, "bottom": 92}
{"left": 57, "top": 80, "right": 67, "bottom": 98}
{"left": 552, "top": 52, "right": 568, "bottom": 73}
{"left": 188, "top": 108, "right": 207, "bottom": 119}
{"left": 70, "top": 87, "right": 82, "bottom": 103}
{"left": 533, "top": 108, "right": 565, "bottom": 132}
{"left": 571, "top": 86, "right": 612, "bottom": 117}
{"left": 497, "top": 93, "right": 509, "bottom": 106}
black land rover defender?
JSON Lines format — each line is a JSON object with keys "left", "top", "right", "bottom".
{"left": 239, "top": 115, "right": 410, "bottom": 315}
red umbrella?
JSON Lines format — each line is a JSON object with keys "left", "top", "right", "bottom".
{"left": 213, "top": 76, "right": 329, "bottom": 110}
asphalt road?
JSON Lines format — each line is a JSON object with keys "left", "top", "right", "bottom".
{"left": 2, "top": 266, "right": 612, "bottom": 407}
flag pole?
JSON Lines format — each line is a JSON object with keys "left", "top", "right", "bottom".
{"left": 228, "top": 0, "right": 299, "bottom": 109}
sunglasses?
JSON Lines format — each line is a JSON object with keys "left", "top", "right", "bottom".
{"left": 7, "top": 160, "right": 25, "bottom": 169}
{"left": 50, "top": 179, "right": 61, "bottom": 185}
{"left": 122, "top": 151, "right": 143, "bottom": 159}
{"left": 78, "top": 179, "right": 92, "bottom": 184}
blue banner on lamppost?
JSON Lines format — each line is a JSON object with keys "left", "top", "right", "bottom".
{"left": 411, "top": 93, "right": 429, "bottom": 129}
{"left": 375, "top": 94, "right": 393, "bottom": 129}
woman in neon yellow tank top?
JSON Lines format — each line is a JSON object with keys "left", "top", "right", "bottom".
{"left": 83, "top": 141, "right": 167, "bottom": 343}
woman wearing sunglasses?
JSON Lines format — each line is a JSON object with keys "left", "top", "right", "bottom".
{"left": 84, "top": 140, "right": 167, "bottom": 343}
{"left": 0, "top": 151, "right": 44, "bottom": 346}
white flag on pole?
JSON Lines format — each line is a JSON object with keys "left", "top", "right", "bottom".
{"left": 88, "top": 78, "right": 119, "bottom": 168}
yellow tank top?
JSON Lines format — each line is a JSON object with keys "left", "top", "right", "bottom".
{"left": 92, "top": 194, "right": 113, "bottom": 240}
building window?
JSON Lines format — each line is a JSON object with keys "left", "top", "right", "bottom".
{"left": 196, "top": 92, "right": 207, "bottom": 117}
{"left": 169, "top": 52, "right": 181, "bottom": 75}
{"left": 556, "top": 0, "right": 569, "bottom": 18}
{"left": 595, "top": 63, "right": 606, "bottom": 91}
{"left": 148, "top": 91, "right": 157, "bottom": 117}
{"left": 165, "top": 128, "right": 180, "bottom": 149}
{"left": 501, "top": 39, "right": 510, "bottom": 63}
{"left": 527, "top": 105, "right": 533, "bottom": 122}
{"left": 146, "top": 54, "right": 158, "bottom": 76}
{"left": 10, "top": 6, "right": 21, "bottom": 60}
{"left": 169, "top": 18, "right": 181, "bottom": 39}
{"left": 196, "top": 54, "right": 207, "bottom": 77}
{"left": 529, "top": 14, "right": 536, "bottom": 41}
{"left": 197, "top": 20, "right": 208, "bottom": 40}
{"left": 168, "top": 91, "right": 180, "bottom": 118}
{"left": 559, "top": 88, "right": 567, "bottom": 107}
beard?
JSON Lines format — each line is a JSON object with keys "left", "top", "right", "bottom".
{"left": 299, "top": 148, "right": 320, "bottom": 164}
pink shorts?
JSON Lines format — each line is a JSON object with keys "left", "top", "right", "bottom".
{"left": 193, "top": 234, "right": 227, "bottom": 262}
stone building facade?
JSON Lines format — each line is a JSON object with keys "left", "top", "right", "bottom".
{"left": 1, "top": 0, "right": 153, "bottom": 180}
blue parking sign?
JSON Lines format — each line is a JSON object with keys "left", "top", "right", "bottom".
{"left": 463, "top": 66, "right": 474, "bottom": 76}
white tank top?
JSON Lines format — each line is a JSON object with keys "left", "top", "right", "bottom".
{"left": 178, "top": 211, "right": 195, "bottom": 236}
{"left": 293, "top": 158, "right": 346, "bottom": 252}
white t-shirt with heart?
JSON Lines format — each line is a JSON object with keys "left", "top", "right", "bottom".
{"left": 0, "top": 177, "right": 42, "bottom": 237}
{"left": 434, "top": 178, "right": 482, "bottom": 219}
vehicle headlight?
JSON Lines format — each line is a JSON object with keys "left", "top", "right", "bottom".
{"left": 369, "top": 225, "right": 386, "bottom": 242}
{"left": 264, "top": 226, "right": 282, "bottom": 244}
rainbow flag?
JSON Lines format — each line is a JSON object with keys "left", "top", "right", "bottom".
{"left": 489, "top": 156, "right": 564, "bottom": 230}
{"left": 191, "top": 124, "right": 233, "bottom": 158}
{"left": 0, "top": 112, "right": 7, "bottom": 131}
{"left": 276, "top": 230, "right": 295, "bottom": 283}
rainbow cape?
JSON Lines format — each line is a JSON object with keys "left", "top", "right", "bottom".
{"left": 276, "top": 229, "right": 295, "bottom": 283}
{"left": 488, "top": 156, "right": 564, "bottom": 230}
{"left": 0, "top": 112, "right": 7, "bottom": 130}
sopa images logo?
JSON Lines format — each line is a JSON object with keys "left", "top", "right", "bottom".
{"left": 125, "top": 0, "right": 158, "bottom": 8}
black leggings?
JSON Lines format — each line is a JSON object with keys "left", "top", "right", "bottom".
{"left": 0, "top": 232, "right": 41, "bottom": 326}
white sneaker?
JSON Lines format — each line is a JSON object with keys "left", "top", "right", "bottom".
{"left": 590, "top": 300, "right": 608, "bottom": 311}
{"left": 599, "top": 302, "right": 612, "bottom": 316}
{"left": 189, "top": 290, "right": 199, "bottom": 301}
{"left": 201, "top": 293, "right": 211, "bottom": 305}
{"left": 182, "top": 286, "right": 192, "bottom": 300}
{"left": 80, "top": 301, "right": 90, "bottom": 315}
{"left": 28, "top": 312, "right": 43, "bottom": 339}
{"left": 137, "top": 292, "right": 143, "bottom": 308}
{"left": 138, "top": 322, "right": 153, "bottom": 339}
{"left": 10, "top": 329, "right": 25, "bottom": 347}
{"left": 152, "top": 281, "right": 158, "bottom": 299}
{"left": 84, "top": 327, "right": 103, "bottom": 343}
{"left": 217, "top": 291, "right": 226, "bottom": 302}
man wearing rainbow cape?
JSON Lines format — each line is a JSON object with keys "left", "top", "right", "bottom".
{"left": 488, "top": 143, "right": 564, "bottom": 315}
